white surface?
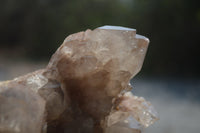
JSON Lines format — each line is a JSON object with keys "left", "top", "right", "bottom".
{"left": 98, "top": 25, "right": 136, "bottom": 31}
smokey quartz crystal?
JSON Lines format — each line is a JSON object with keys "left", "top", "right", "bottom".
{"left": 0, "top": 26, "right": 158, "bottom": 133}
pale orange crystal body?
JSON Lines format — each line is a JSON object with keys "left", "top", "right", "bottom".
{"left": 0, "top": 26, "right": 158, "bottom": 133}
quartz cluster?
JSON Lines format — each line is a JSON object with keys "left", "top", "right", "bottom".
{"left": 0, "top": 26, "right": 158, "bottom": 133}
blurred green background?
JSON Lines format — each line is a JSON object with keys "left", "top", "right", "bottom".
{"left": 0, "top": 1, "right": 200, "bottom": 133}
{"left": 0, "top": 0, "right": 199, "bottom": 77}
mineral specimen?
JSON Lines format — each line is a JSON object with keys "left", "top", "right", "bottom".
{"left": 0, "top": 26, "right": 158, "bottom": 133}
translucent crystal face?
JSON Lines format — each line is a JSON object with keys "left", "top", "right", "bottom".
{"left": 105, "top": 115, "right": 143, "bottom": 133}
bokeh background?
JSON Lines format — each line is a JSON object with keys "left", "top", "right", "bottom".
{"left": 0, "top": 0, "right": 200, "bottom": 133}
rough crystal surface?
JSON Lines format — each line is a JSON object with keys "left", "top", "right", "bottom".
{"left": 0, "top": 26, "right": 158, "bottom": 133}
{"left": 0, "top": 71, "right": 46, "bottom": 133}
